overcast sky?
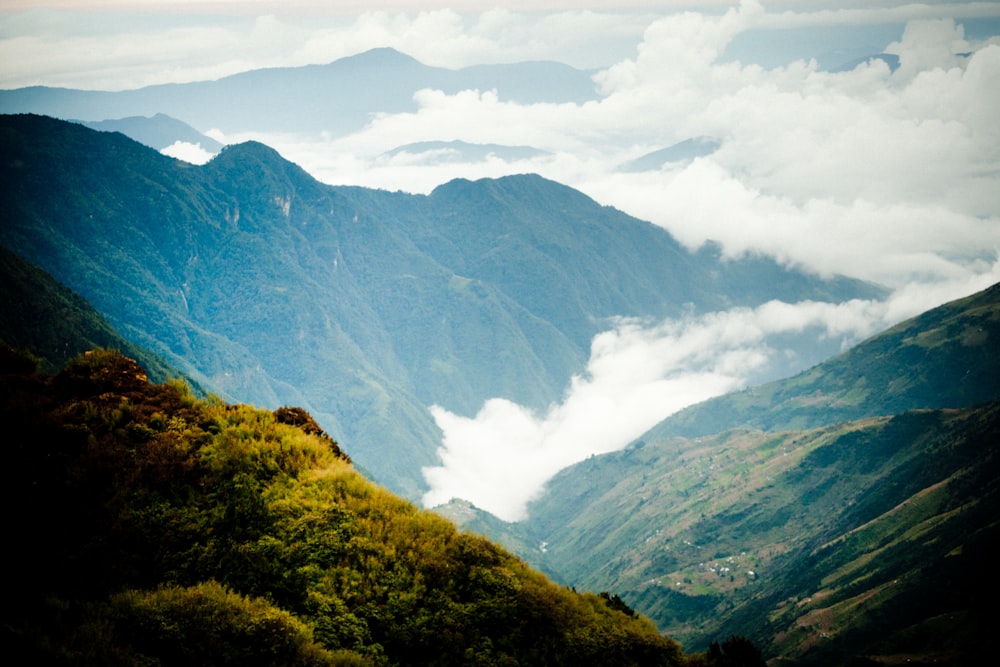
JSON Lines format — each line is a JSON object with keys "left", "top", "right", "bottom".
{"left": 3, "top": 1, "right": 1000, "bottom": 520}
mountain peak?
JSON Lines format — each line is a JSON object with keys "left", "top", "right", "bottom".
{"left": 333, "top": 47, "right": 424, "bottom": 69}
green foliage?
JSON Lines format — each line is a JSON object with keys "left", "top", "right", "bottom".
{"left": 2, "top": 349, "right": 683, "bottom": 665}
{"left": 82, "top": 582, "right": 347, "bottom": 666}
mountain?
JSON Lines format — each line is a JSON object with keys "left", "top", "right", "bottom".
{"left": 0, "top": 243, "right": 184, "bottom": 383}
{"left": 1, "top": 348, "right": 684, "bottom": 665}
{"left": 0, "top": 113, "right": 884, "bottom": 500}
{"left": 829, "top": 53, "right": 901, "bottom": 73}
{"left": 482, "top": 282, "right": 1000, "bottom": 665}
{"left": 78, "top": 113, "right": 224, "bottom": 153}
{"left": 620, "top": 137, "right": 722, "bottom": 172}
{"left": 643, "top": 282, "right": 1000, "bottom": 441}
{"left": 0, "top": 48, "right": 600, "bottom": 135}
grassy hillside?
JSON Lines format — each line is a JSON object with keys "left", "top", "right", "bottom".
{"left": 1, "top": 348, "right": 684, "bottom": 666}
{"left": 526, "top": 405, "right": 999, "bottom": 665}
{"left": 643, "top": 282, "right": 1000, "bottom": 440}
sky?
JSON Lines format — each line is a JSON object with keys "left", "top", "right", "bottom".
{"left": 3, "top": 1, "right": 1000, "bottom": 520}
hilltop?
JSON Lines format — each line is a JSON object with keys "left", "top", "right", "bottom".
{"left": 1, "top": 346, "right": 684, "bottom": 665}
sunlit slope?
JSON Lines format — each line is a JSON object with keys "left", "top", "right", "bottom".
{"left": 1, "top": 348, "right": 683, "bottom": 665}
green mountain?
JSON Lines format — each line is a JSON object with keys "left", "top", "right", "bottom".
{"left": 0, "top": 243, "right": 184, "bottom": 383}
{"left": 1, "top": 348, "right": 684, "bottom": 665}
{"left": 0, "top": 113, "right": 883, "bottom": 499}
{"left": 491, "top": 282, "right": 1000, "bottom": 665}
{"left": 643, "top": 282, "right": 1000, "bottom": 440}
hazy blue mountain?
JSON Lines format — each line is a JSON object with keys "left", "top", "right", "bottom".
{"left": 720, "top": 23, "right": 904, "bottom": 70}
{"left": 0, "top": 48, "right": 599, "bottom": 135}
{"left": 0, "top": 113, "right": 884, "bottom": 499}
{"left": 382, "top": 140, "right": 548, "bottom": 163}
{"left": 481, "top": 282, "right": 1000, "bottom": 664}
{"left": 620, "top": 136, "right": 721, "bottom": 172}
{"left": 77, "top": 113, "right": 224, "bottom": 152}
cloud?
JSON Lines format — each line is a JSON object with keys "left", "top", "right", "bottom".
{"left": 222, "top": 8, "right": 998, "bottom": 298}
{"left": 160, "top": 140, "right": 216, "bottom": 164}
{"left": 420, "top": 297, "right": 885, "bottom": 522}
{"left": 421, "top": 263, "right": 1000, "bottom": 523}
{"left": 0, "top": 6, "right": 650, "bottom": 90}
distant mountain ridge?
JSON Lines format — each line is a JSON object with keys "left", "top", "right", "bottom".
{"left": 1, "top": 113, "right": 884, "bottom": 499}
{"left": 77, "top": 113, "right": 223, "bottom": 152}
{"left": 0, "top": 48, "right": 600, "bottom": 135}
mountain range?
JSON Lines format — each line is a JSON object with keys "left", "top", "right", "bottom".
{"left": 0, "top": 113, "right": 883, "bottom": 500}
{"left": 3, "top": 110, "right": 998, "bottom": 663}
{"left": 0, "top": 48, "right": 599, "bottom": 136}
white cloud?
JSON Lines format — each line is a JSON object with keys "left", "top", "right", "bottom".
{"left": 0, "top": 6, "right": 651, "bottom": 90}
{"left": 237, "top": 9, "right": 998, "bottom": 293}
{"left": 161, "top": 140, "right": 216, "bottom": 164}
{"left": 421, "top": 262, "right": 1000, "bottom": 523}
{"left": 420, "top": 297, "right": 883, "bottom": 522}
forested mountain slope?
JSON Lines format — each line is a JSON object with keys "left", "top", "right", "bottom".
{"left": 641, "top": 282, "right": 1000, "bottom": 441}
{"left": 0, "top": 113, "right": 884, "bottom": 498}
{"left": 511, "top": 282, "right": 1000, "bottom": 665}
{"left": 1, "top": 347, "right": 684, "bottom": 665}
{"left": 0, "top": 243, "right": 182, "bottom": 382}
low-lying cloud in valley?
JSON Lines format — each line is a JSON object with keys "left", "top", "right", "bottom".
{"left": 420, "top": 287, "right": 996, "bottom": 521}
{"left": 3, "top": 0, "right": 999, "bottom": 518}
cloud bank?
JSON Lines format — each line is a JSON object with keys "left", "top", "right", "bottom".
{"left": 420, "top": 272, "right": 998, "bottom": 523}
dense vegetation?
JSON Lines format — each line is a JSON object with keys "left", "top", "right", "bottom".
{"left": 1, "top": 347, "right": 684, "bottom": 666}
{"left": 0, "top": 113, "right": 882, "bottom": 499}
{"left": 0, "top": 243, "right": 183, "bottom": 382}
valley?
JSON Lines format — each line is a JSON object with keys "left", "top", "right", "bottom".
{"left": 2, "top": 110, "right": 997, "bottom": 666}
